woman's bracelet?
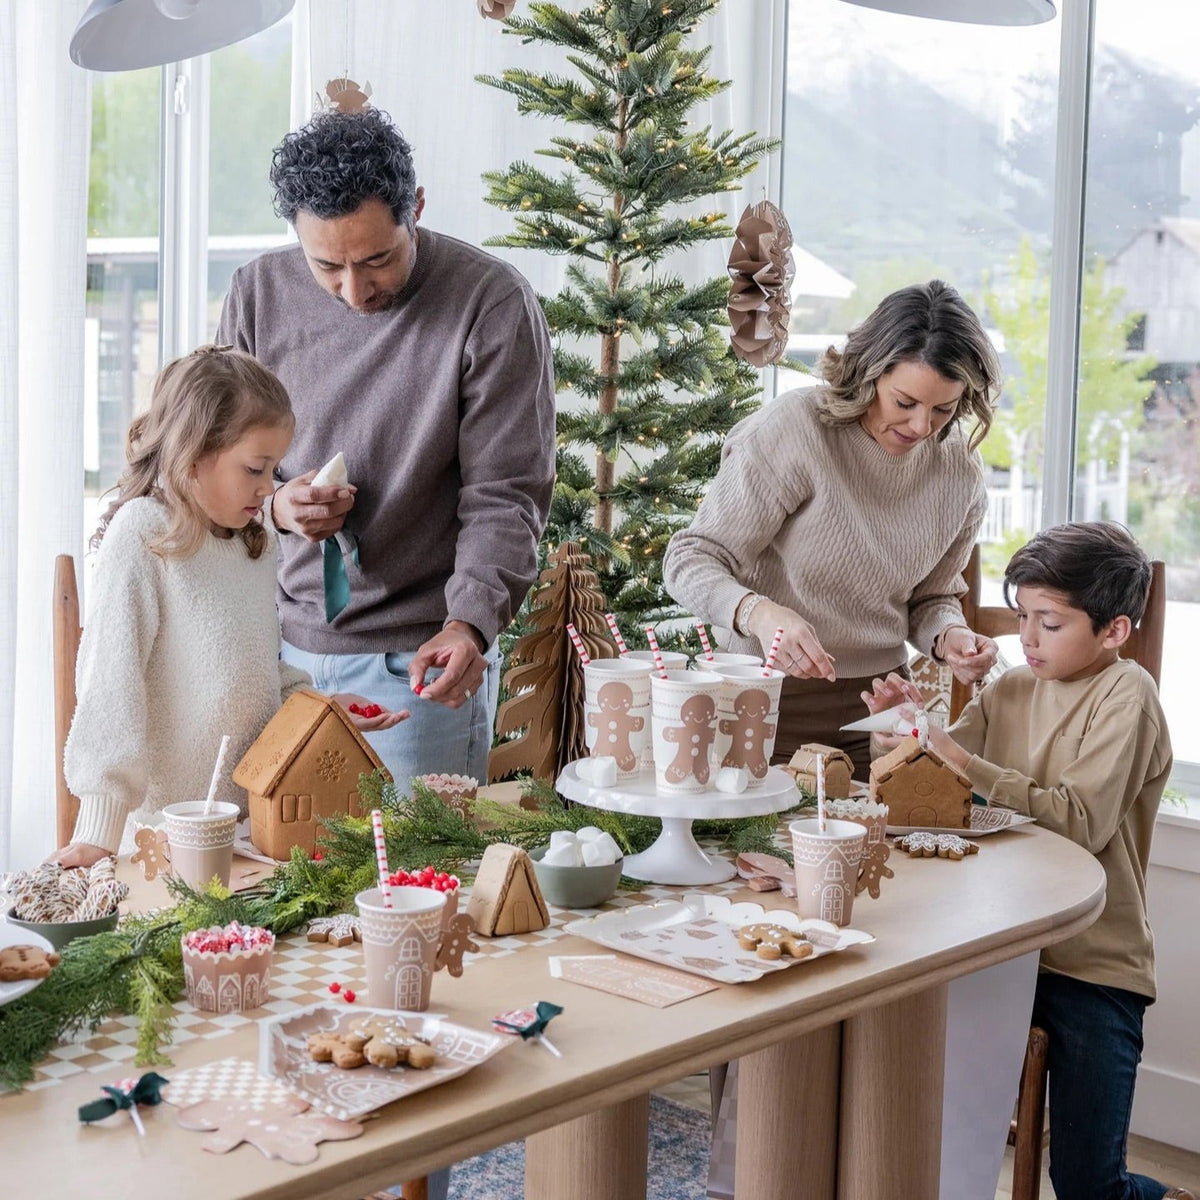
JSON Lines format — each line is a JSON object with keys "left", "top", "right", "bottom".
{"left": 734, "top": 592, "right": 767, "bottom": 637}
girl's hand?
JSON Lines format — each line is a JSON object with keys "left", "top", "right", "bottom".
{"left": 47, "top": 842, "right": 112, "bottom": 869}
{"left": 333, "top": 694, "right": 410, "bottom": 731}
{"left": 940, "top": 626, "right": 999, "bottom": 685}
{"left": 746, "top": 599, "right": 836, "bottom": 681}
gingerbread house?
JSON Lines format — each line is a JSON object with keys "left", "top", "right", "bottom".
{"left": 786, "top": 744, "right": 856, "bottom": 797}
{"left": 232, "top": 690, "right": 389, "bottom": 860}
{"left": 466, "top": 843, "right": 550, "bottom": 936}
{"left": 868, "top": 738, "right": 972, "bottom": 828}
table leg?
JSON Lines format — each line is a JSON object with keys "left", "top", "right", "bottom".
{"left": 525, "top": 1093, "right": 650, "bottom": 1200}
{"left": 838, "top": 982, "right": 948, "bottom": 1199}
{"left": 734, "top": 1024, "right": 840, "bottom": 1200}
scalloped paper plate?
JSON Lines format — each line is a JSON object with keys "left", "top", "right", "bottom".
{"left": 563, "top": 894, "right": 874, "bottom": 984}
{"left": 887, "top": 805, "right": 1036, "bottom": 838}
{"left": 0, "top": 922, "right": 57, "bottom": 1007}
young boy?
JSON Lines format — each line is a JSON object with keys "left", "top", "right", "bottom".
{"left": 870, "top": 522, "right": 1190, "bottom": 1200}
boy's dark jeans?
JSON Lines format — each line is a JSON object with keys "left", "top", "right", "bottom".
{"left": 1034, "top": 971, "right": 1168, "bottom": 1200}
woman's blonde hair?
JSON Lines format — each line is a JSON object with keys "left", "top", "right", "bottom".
{"left": 816, "top": 280, "right": 1000, "bottom": 451}
{"left": 94, "top": 346, "right": 294, "bottom": 559}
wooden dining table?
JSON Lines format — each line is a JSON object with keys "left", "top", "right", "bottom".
{"left": 1, "top": 820, "right": 1104, "bottom": 1200}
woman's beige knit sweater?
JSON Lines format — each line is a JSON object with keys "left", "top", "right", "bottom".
{"left": 663, "top": 387, "right": 987, "bottom": 678}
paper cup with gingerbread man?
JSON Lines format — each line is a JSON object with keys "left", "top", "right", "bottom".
{"left": 707, "top": 663, "right": 784, "bottom": 789}
{"left": 583, "top": 658, "right": 654, "bottom": 783}
{"left": 650, "top": 670, "right": 723, "bottom": 793}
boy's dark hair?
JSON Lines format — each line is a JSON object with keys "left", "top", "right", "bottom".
{"left": 1003, "top": 521, "right": 1151, "bottom": 631}
{"left": 270, "top": 107, "right": 418, "bottom": 229}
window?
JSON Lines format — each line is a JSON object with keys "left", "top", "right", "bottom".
{"left": 1077, "top": 1, "right": 1200, "bottom": 769}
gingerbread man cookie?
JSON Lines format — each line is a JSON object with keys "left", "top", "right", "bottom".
{"left": 719, "top": 688, "right": 776, "bottom": 779}
{"left": 0, "top": 943, "right": 61, "bottom": 981}
{"left": 131, "top": 826, "right": 171, "bottom": 882}
{"left": 586, "top": 681, "right": 644, "bottom": 772}
{"left": 736, "top": 923, "right": 813, "bottom": 962}
{"left": 662, "top": 695, "right": 717, "bottom": 785}
{"left": 894, "top": 832, "right": 979, "bottom": 860}
{"left": 347, "top": 1015, "right": 436, "bottom": 1069}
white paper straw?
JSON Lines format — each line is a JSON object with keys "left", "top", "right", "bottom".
{"left": 816, "top": 753, "right": 826, "bottom": 833}
{"left": 371, "top": 809, "right": 393, "bottom": 908}
{"left": 202, "top": 735, "right": 231, "bottom": 815}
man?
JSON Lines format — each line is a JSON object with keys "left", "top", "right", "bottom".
{"left": 218, "top": 105, "right": 556, "bottom": 789}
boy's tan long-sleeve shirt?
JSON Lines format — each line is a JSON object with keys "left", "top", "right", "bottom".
{"left": 951, "top": 659, "right": 1172, "bottom": 1000}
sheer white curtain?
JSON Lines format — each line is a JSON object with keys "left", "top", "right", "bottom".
{"left": 0, "top": 3, "right": 90, "bottom": 870}
{"left": 298, "top": 0, "right": 782, "bottom": 296}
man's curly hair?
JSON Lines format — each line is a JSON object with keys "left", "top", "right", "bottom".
{"left": 270, "top": 108, "right": 419, "bottom": 229}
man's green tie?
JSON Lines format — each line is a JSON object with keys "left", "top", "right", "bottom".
{"left": 323, "top": 531, "right": 359, "bottom": 622}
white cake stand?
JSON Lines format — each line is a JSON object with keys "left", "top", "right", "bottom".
{"left": 555, "top": 762, "right": 801, "bottom": 886}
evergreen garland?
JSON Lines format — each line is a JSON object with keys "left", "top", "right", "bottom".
{"left": 0, "top": 770, "right": 803, "bottom": 1088}
{"left": 479, "top": 0, "right": 779, "bottom": 645}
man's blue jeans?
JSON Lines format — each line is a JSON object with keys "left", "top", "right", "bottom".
{"left": 1033, "top": 971, "right": 1168, "bottom": 1200}
{"left": 282, "top": 641, "right": 501, "bottom": 790}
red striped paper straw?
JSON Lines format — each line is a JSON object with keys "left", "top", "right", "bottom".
{"left": 694, "top": 621, "right": 714, "bottom": 662}
{"left": 565, "top": 623, "right": 591, "bottom": 666}
{"left": 816, "top": 754, "right": 827, "bottom": 833}
{"left": 371, "top": 809, "right": 393, "bottom": 908}
{"left": 604, "top": 613, "right": 629, "bottom": 655}
{"left": 643, "top": 625, "right": 668, "bottom": 678}
{"left": 763, "top": 626, "right": 784, "bottom": 676}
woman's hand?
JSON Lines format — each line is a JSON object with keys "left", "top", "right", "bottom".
{"left": 332, "top": 694, "right": 410, "bottom": 732}
{"left": 47, "top": 842, "right": 111, "bottom": 869}
{"left": 860, "top": 671, "right": 925, "bottom": 715}
{"left": 940, "top": 627, "right": 999, "bottom": 685}
{"left": 746, "top": 599, "right": 837, "bottom": 681}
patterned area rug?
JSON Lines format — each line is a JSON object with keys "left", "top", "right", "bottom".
{"left": 441, "top": 1094, "right": 709, "bottom": 1200}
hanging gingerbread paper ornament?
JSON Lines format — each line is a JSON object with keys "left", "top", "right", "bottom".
{"left": 316, "top": 77, "right": 373, "bottom": 115}
{"left": 727, "top": 200, "right": 796, "bottom": 368}
{"left": 478, "top": 0, "right": 519, "bottom": 18}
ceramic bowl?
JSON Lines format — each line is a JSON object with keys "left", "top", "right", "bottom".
{"left": 4, "top": 904, "right": 119, "bottom": 950}
{"left": 530, "top": 845, "right": 623, "bottom": 910}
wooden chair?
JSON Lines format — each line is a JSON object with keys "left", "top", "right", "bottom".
{"left": 948, "top": 543, "right": 1167, "bottom": 1200}
{"left": 53, "top": 554, "right": 83, "bottom": 849}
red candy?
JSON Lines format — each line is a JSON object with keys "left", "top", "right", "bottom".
{"left": 348, "top": 702, "right": 384, "bottom": 718}
{"left": 386, "top": 866, "right": 460, "bottom": 893}
{"left": 328, "top": 981, "right": 342, "bottom": 994}
{"left": 342, "top": 989, "right": 356, "bottom": 1004}
{"left": 183, "top": 921, "right": 273, "bottom": 955}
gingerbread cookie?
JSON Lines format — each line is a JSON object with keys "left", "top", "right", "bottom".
{"left": 0, "top": 943, "right": 60, "bottom": 981}
{"left": 308, "top": 1032, "right": 366, "bottom": 1069}
{"left": 308, "top": 1018, "right": 436, "bottom": 1071}
{"left": 894, "top": 832, "right": 979, "bottom": 860}
{"left": 586, "top": 681, "right": 644, "bottom": 773}
{"left": 662, "top": 694, "right": 717, "bottom": 785}
{"left": 305, "top": 915, "right": 361, "bottom": 947}
{"left": 736, "top": 923, "right": 813, "bottom": 962}
{"left": 719, "top": 688, "right": 776, "bottom": 779}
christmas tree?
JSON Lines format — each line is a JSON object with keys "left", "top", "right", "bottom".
{"left": 479, "top": 0, "right": 777, "bottom": 644}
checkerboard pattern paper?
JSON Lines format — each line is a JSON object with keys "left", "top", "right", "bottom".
{"left": 161, "top": 1056, "right": 299, "bottom": 1110}
{"left": 28, "top": 873, "right": 748, "bottom": 1090}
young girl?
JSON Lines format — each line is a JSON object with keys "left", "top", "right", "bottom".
{"left": 56, "top": 346, "right": 405, "bottom": 868}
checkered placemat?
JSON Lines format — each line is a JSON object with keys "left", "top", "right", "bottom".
{"left": 28, "top": 874, "right": 746, "bottom": 1090}
{"left": 162, "top": 1056, "right": 299, "bottom": 1110}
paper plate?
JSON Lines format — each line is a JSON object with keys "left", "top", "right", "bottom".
{"left": 0, "top": 921, "right": 57, "bottom": 1007}
{"left": 887, "top": 806, "right": 1037, "bottom": 838}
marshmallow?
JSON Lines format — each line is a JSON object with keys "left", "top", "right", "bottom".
{"left": 578, "top": 755, "right": 617, "bottom": 787}
{"left": 543, "top": 842, "right": 584, "bottom": 867}
{"left": 715, "top": 766, "right": 750, "bottom": 794}
{"left": 549, "top": 830, "right": 580, "bottom": 851}
{"left": 312, "top": 451, "right": 349, "bottom": 487}
{"left": 581, "top": 840, "right": 613, "bottom": 867}
{"left": 589, "top": 832, "right": 622, "bottom": 865}
{"left": 575, "top": 825, "right": 606, "bottom": 842}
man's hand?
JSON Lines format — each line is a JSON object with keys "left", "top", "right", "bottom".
{"left": 745, "top": 598, "right": 837, "bottom": 681}
{"left": 940, "top": 626, "right": 999, "bottom": 685}
{"left": 47, "top": 842, "right": 111, "bottom": 869}
{"left": 409, "top": 622, "right": 487, "bottom": 708}
{"left": 271, "top": 469, "right": 356, "bottom": 543}
{"left": 331, "top": 694, "right": 410, "bottom": 732}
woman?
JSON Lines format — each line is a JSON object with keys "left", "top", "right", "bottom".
{"left": 663, "top": 280, "right": 1001, "bottom": 777}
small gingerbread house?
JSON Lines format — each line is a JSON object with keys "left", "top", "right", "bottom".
{"left": 466, "top": 843, "right": 550, "bottom": 936}
{"left": 868, "top": 737, "right": 971, "bottom": 828}
{"left": 786, "top": 744, "right": 856, "bottom": 797}
{"left": 233, "top": 690, "right": 389, "bottom": 860}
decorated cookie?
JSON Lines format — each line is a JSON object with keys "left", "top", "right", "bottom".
{"left": 736, "top": 923, "right": 814, "bottom": 962}
{"left": 894, "top": 832, "right": 979, "bottom": 860}
{"left": 347, "top": 1015, "right": 436, "bottom": 1069}
{"left": 307, "top": 1032, "right": 366, "bottom": 1069}
{"left": 0, "top": 943, "right": 61, "bottom": 981}
{"left": 305, "top": 915, "right": 361, "bottom": 947}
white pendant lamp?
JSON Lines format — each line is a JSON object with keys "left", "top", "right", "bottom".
{"left": 69, "top": 0, "right": 296, "bottom": 71}
{"left": 839, "top": 0, "right": 1055, "bottom": 25}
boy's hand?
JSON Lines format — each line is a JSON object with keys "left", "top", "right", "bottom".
{"left": 926, "top": 724, "right": 971, "bottom": 772}
{"left": 47, "top": 842, "right": 111, "bottom": 869}
{"left": 332, "top": 694, "right": 410, "bottom": 731}
{"left": 941, "top": 627, "right": 999, "bottom": 684}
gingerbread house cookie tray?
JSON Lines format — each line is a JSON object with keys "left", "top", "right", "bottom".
{"left": 259, "top": 1003, "right": 512, "bottom": 1122}
{"left": 886, "top": 805, "right": 1037, "bottom": 838}
{"left": 564, "top": 894, "right": 873, "bottom": 985}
